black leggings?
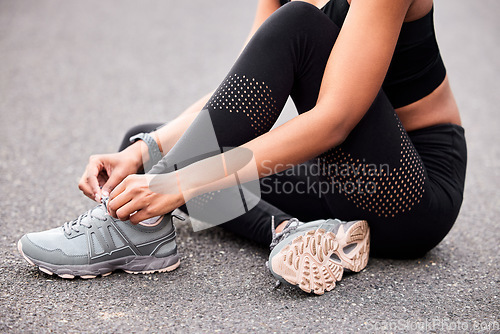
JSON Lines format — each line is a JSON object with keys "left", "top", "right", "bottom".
{"left": 119, "top": 2, "right": 467, "bottom": 258}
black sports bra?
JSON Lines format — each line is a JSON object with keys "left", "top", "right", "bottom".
{"left": 279, "top": 0, "right": 446, "bottom": 108}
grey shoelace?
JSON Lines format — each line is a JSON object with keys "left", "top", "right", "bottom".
{"left": 269, "top": 217, "right": 301, "bottom": 251}
{"left": 63, "top": 206, "right": 106, "bottom": 235}
{"left": 63, "top": 198, "right": 109, "bottom": 235}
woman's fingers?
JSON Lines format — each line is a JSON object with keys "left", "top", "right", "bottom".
{"left": 108, "top": 180, "right": 144, "bottom": 221}
{"left": 78, "top": 155, "right": 106, "bottom": 202}
{"left": 78, "top": 173, "right": 94, "bottom": 200}
{"left": 109, "top": 178, "right": 126, "bottom": 201}
{"left": 79, "top": 151, "right": 141, "bottom": 202}
{"left": 87, "top": 163, "right": 103, "bottom": 202}
{"left": 113, "top": 199, "right": 137, "bottom": 221}
{"left": 101, "top": 171, "right": 126, "bottom": 197}
{"left": 108, "top": 177, "right": 135, "bottom": 218}
{"left": 107, "top": 174, "right": 185, "bottom": 223}
{"left": 78, "top": 166, "right": 101, "bottom": 201}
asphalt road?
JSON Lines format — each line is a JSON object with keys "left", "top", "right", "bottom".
{"left": 0, "top": 0, "right": 498, "bottom": 333}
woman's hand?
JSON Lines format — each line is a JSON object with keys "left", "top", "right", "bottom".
{"left": 78, "top": 144, "right": 144, "bottom": 202}
{"left": 107, "top": 174, "right": 186, "bottom": 224}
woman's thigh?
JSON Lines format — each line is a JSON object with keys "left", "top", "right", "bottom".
{"left": 314, "top": 91, "right": 464, "bottom": 258}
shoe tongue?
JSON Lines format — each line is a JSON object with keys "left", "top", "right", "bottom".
{"left": 96, "top": 197, "right": 112, "bottom": 220}
{"left": 92, "top": 204, "right": 107, "bottom": 220}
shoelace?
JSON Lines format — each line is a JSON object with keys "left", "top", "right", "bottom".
{"left": 63, "top": 198, "right": 110, "bottom": 235}
{"left": 62, "top": 205, "right": 107, "bottom": 235}
{"left": 269, "top": 216, "right": 301, "bottom": 251}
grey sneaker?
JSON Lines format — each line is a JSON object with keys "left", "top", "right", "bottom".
{"left": 17, "top": 199, "right": 183, "bottom": 279}
{"left": 268, "top": 219, "right": 370, "bottom": 295}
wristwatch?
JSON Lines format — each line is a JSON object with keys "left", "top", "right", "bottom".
{"left": 129, "top": 132, "right": 163, "bottom": 172}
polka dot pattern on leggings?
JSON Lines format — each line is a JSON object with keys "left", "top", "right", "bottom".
{"left": 320, "top": 117, "right": 426, "bottom": 218}
{"left": 189, "top": 191, "right": 217, "bottom": 209}
{"left": 208, "top": 74, "right": 280, "bottom": 136}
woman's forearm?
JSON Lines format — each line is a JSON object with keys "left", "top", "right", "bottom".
{"left": 175, "top": 106, "right": 345, "bottom": 201}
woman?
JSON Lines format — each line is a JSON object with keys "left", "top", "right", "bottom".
{"left": 18, "top": 0, "right": 466, "bottom": 295}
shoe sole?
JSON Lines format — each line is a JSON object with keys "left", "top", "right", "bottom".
{"left": 270, "top": 220, "right": 370, "bottom": 295}
{"left": 18, "top": 240, "right": 180, "bottom": 279}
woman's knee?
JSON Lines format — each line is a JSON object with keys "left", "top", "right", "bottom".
{"left": 256, "top": 1, "right": 339, "bottom": 43}
{"left": 278, "top": 1, "right": 326, "bottom": 22}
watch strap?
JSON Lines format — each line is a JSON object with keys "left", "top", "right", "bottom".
{"left": 129, "top": 132, "right": 163, "bottom": 172}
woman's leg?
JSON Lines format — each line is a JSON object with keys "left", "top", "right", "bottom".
{"left": 129, "top": 2, "right": 463, "bottom": 258}
{"left": 148, "top": 2, "right": 338, "bottom": 174}
{"left": 144, "top": 2, "right": 339, "bottom": 244}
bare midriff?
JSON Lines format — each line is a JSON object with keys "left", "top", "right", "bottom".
{"left": 395, "top": 76, "right": 461, "bottom": 132}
